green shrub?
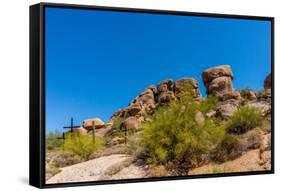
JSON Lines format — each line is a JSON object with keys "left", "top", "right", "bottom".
{"left": 63, "top": 134, "right": 103, "bottom": 160}
{"left": 198, "top": 96, "right": 218, "bottom": 114}
{"left": 139, "top": 90, "right": 225, "bottom": 170}
{"left": 46, "top": 130, "right": 64, "bottom": 150}
{"left": 226, "top": 106, "right": 262, "bottom": 134}
{"left": 113, "top": 117, "right": 125, "bottom": 128}
{"left": 213, "top": 134, "right": 241, "bottom": 162}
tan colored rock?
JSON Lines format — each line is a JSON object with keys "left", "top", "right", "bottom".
{"left": 157, "top": 79, "right": 174, "bottom": 92}
{"left": 195, "top": 111, "right": 205, "bottom": 124}
{"left": 126, "top": 104, "right": 142, "bottom": 116}
{"left": 216, "top": 103, "right": 238, "bottom": 119}
{"left": 207, "top": 76, "right": 233, "bottom": 96}
{"left": 174, "top": 78, "right": 201, "bottom": 99}
{"left": 240, "top": 89, "right": 256, "bottom": 100}
{"left": 120, "top": 116, "right": 140, "bottom": 131}
{"left": 202, "top": 65, "right": 233, "bottom": 86}
{"left": 202, "top": 65, "right": 240, "bottom": 101}
{"left": 72, "top": 127, "right": 87, "bottom": 135}
{"left": 158, "top": 91, "right": 175, "bottom": 104}
{"left": 83, "top": 118, "right": 105, "bottom": 131}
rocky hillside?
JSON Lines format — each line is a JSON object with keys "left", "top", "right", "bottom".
{"left": 46, "top": 65, "right": 272, "bottom": 183}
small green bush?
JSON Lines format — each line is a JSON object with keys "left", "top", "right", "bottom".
{"left": 213, "top": 134, "right": 241, "bottom": 162}
{"left": 46, "top": 130, "right": 64, "bottom": 150}
{"left": 139, "top": 89, "right": 225, "bottom": 170}
{"left": 226, "top": 106, "right": 262, "bottom": 134}
{"left": 113, "top": 117, "right": 125, "bottom": 129}
{"left": 198, "top": 96, "right": 218, "bottom": 114}
{"left": 63, "top": 134, "right": 103, "bottom": 160}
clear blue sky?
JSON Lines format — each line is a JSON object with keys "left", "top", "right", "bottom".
{"left": 45, "top": 7, "right": 271, "bottom": 133}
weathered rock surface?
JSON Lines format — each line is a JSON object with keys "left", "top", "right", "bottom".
{"left": 249, "top": 100, "right": 271, "bottom": 116}
{"left": 111, "top": 77, "right": 201, "bottom": 124}
{"left": 72, "top": 127, "right": 87, "bottom": 135}
{"left": 157, "top": 79, "right": 176, "bottom": 104}
{"left": 83, "top": 118, "right": 105, "bottom": 131}
{"left": 216, "top": 103, "right": 238, "bottom": 119}
{"left": 120, "top": 116, "right": 141, "bottom": 131}
{"left": 202, "top": 65, "right": 240, "bottom": 100}
{"left": 240, "top": 89, "right": 257, "bottom": 100}
{"left": 174, "top": 78, "right": 201, "bottom": 100}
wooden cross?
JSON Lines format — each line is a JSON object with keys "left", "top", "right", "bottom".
{"left": 63, "top": 117, "right": 80, "bottom": 133}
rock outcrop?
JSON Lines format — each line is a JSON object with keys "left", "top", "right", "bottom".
{"left": 157, "top": 79, "right": 176, "bottom": 104}
{"left": 202, "top": 65, "right": 240, "bottom": 101}
{"left": 174, "top": 78, "right": 201, "bottom": 101}
{"left": 120, "top": 116, "right": 140, "bottom": 131}
{"left": 83, "top": 118, "right": 105, "bottom": 131}
{"left": 110, "top": 77, "right": 201, "bottom": 125}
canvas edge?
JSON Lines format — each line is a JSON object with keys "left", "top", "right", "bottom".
{"left": 29, "top": 2, "right": 275, "bottom": 189}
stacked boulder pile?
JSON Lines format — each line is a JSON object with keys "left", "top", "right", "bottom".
{"left": 110, "top": 78, "right": 201, "bottom": 130}
{"left": 202, "top": 65, "right": 241, "bottom": 119}
{"left": 79, "top": 64, "right": 271, "bottom": 134}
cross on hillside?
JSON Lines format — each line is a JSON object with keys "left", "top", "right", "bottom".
{"left": 63, "top": 117, "right": 80, "bottom": 133}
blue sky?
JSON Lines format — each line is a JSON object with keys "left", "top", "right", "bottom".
{"left": 45, "top": 7, "right": 271, "bottom": 133}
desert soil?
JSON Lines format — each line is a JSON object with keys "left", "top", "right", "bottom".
{"left": 188, "top": 149, "right": 271, "bottom": 175}
{"left": 47, "top": 154, "right": 146, "bottom": 184}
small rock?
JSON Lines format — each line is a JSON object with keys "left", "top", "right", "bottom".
{"left": 216, "top": 103, "right": 238, "bottom": 119}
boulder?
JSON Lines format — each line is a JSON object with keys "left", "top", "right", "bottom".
{"left": 157, "top": 79, "right": 174, "bottom": 92}
{"left": 202, "top": 65, "right": 240, "bottom": 101}
{"left": 83, "top": 118, "right": 105, "bottom": 131}
{"left": 72, "top": 127, "right": 87, "bottom": 135}
{"left": 174, "top": 78, "right": 201, "bottom": 100}
{"left": 216, "top": 103, "right": 238, "bottom": 119}
{"left": 202, "top": 65, "right": 233, "bottom": 86}
{"left": 264, "top": 74, "right": 271, "bottom": 90}
{"left": 248, "top": 100, "right": 271, "bottom": 116}
{"left": 240, "top": 89, "right": 257, "bottom": 100}
{"left": 195, "top": 111, "right": 205, "bottom": 124}
{"left": 157, "top": 79, "right": 175, "bottom": 104}
{"left": 126, "top": 104, "right": 142, "bottom": 116}
{"left": 120, "top": 116, "right": 140, "bottom": 131}
{"left": 207, "top": 76, "right": 233, "bottom": 96}
{"left": 158, "top": 91, "right": 175, "bottom": 104}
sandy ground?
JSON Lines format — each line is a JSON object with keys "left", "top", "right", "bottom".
{"left": 46, "top": 154, "right": 147, "bottom": 184}
{"left": 189, "top": 149, "right": 271, "bottom": 175}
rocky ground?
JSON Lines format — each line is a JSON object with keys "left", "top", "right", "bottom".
{"left": 46, "top": 65, "right": 272, "bottom": 183}
{"left": 47, "top": 154, "right": 143, "bottom": 184}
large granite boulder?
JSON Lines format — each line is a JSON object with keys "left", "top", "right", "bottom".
{"left": 72, "top": 127, "right": 87, "bottom": 135}
{"left": 83, "top": 118, "right": 105, "bottom": 131}
{"left": 174, "top": 78, "right": 201, "bottom": 100}
{"left": 120, "top": 116, "right": 141, "bottom": 131}
{"left": 157, "top": 79, "right": 176, "bottom": 104}
{"left": 202, "top": 65, "right": 240, "bottom": 100}
{"left": 216, "top": 102, "right": 238, "bottom": 119}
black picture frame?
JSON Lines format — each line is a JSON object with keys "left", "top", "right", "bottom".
{"left": 30, "top": 2, "right": 275, "bottom": 189}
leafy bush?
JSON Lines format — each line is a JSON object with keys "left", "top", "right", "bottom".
{"left": 46, "top": 130, "right": 64, "bottom": 150}
{"left": 198, "top": 96, "right": 218, "bottom": 114}
{"left": 213, "top": 134, "right": 241, "bottom": 162}
{"left": 226, "top": 106, "right": 262, "bottom": 134}
{"left": 63, "top": 134, "right": 103, "bottom": 160}
{"left": 139, "top": 90, "right": 225, "bottom": 170}
{"left": 113, "top": 116, "right": 125, "bottom": 129}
